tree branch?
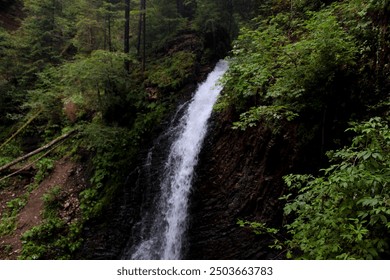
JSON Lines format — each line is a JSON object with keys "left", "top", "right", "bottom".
{"left": 0, "top": 130, "right": 76, "bottom": 174}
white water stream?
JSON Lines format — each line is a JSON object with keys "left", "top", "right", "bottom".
{"left": 130, "top": 60, "right": 228, "bottom": 260}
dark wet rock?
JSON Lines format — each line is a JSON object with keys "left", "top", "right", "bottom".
{"left": 186, "top": 110, "right": 300, "bottom": 259}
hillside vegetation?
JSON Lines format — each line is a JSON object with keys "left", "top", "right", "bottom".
{"left": 221, "top": 0, "right": 390, "bottom": 260}
{"left": 0, "top": 0, "right": 235, "bottom": 259}
{"left": 0, "top": 0, "right": 389, "bottom": 260}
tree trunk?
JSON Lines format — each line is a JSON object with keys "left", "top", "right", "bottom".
{"left": 137, "top": 0, "right": 143, "bottom": 55}
{"left": 0, "top": 130, "right": 76, "bottom": 174}
{"left": 124, "top": 0, "right": 130, "bottom": 72}
{"left": 137, "top": 0, "right": 146, "bottom": 72}
{"left": 108, "top": 14, "right": 112, "bottom": 52}
{"left": 142, "top": 0, "right": 146, "bottom": 72}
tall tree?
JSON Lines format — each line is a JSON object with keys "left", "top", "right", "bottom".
{"left": 102, "top": 1, "right": 118, "bottom": 52}
{"left": 137, "top": 0, "right": 146, "bottom": 71}
{"left": 124, "top": 0, "right": 130, "bottom": 72}
{"left": 142, "top": 0, "right": 146, "bottom": 72}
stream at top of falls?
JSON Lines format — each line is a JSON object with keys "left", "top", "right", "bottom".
{"left": 122, "top": 60, "right": 228, "bottom": 260}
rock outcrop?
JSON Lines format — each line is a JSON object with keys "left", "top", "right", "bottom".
{"left": 186, "top": 110, "right": 300, "bottom": 259}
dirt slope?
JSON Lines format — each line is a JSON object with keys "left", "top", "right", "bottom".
{"left": 0, "top": 158, "right": 86, "bottom": 259}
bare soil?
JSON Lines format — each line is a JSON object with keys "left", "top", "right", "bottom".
{"left": 0, "top": 157, "right": 87, "bottom": 259}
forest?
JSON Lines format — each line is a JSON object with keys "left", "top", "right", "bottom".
{"left": 0, "top": 0, "right": 389, "bottom": 260}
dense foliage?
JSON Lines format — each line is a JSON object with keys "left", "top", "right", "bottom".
{"left": 229, "top": 0, "right": 390, "bottom": 259}
{"left": 1, "top": 0, "right": 389, "bottom": 260}
{"left": 283, "top": 116, "right": 390, "bottom": 259}
{"left": 0, "top": 0, "right": 241, "bottom": 259}
{"left": 220, "top": 0, "right": 388, "bottom": 129}
{"left": 1, "top": 0, "right": 280, "bottom": 260}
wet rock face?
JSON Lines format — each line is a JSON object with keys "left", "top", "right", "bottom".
{"left": 78, "top": 108, "right": 305, "bottom": 260}
{"left": 186, "top": 111, "right": 299, "bottom": 259}
{"left": 78, "top": 109, "right": 305, "bottom": 260}
{"left": 76, "top": 67, "right": 214, "bottom": 260}
{"left": 76, "top": 64, "right": 308, "bottom": 260}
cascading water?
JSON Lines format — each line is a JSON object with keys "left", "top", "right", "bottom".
{"left": 125, "top": 60, "right": 228, "bottom": 260}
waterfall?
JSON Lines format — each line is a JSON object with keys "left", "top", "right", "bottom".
{"left": 125, "top": 60, "right": 228, "bottom": 260}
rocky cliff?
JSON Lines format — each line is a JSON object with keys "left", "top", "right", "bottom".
{"left": 186, "top": 109, "right": 302, "bottom": 259}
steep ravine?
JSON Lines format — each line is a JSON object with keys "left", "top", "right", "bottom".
{"left": 75, "top": 55, "right": 321, "bottom": 259}
{"left": 78, "top": 91, "right": 313, "bottom": 260}
{"left": 76, "top": 63, "right": 219, "bottom": 260}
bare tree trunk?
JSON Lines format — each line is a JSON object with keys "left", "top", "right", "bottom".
{"left": 137, "top": 0, "right": 143, "bottom": 55}
{"left": 142, "top": 0, "right": 146, "bottom": 72}
{"left": 124, "top": 0, "right": 130, "bottom": 72}
{"left": 0, "top": 130, "right": 76, "bottom": 174}
{"left": 137, "top": 0, "right": 146, "bottom": 72}
{"left": 108, "top": 13, "right": 112, "bottom": 52}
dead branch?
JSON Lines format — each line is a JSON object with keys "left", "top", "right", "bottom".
{"left": 0, "top": 142, "right": 62, "bottom": 182}
{"left": 0, "top": 130, "right": 76, "bottom": 174}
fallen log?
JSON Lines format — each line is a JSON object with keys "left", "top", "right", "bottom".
{"left": 0, "top": 130, "right": 76, "bottom": 174}
{"left": 0, "top": 142, "right": 60, "bottom": 182}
